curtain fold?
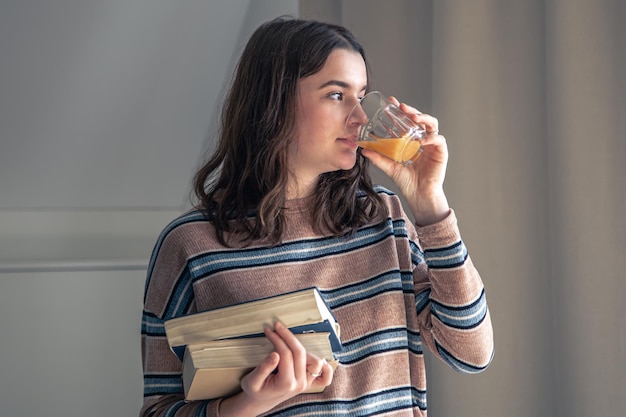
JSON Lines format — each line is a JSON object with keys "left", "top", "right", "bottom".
{"left": 546, "top": 1, "right": 626, "bottom": 416}
{"left": 431, "top": 2, "right": 555, "bottom": 416}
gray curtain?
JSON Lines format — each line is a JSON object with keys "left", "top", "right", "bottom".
{"left": 302, "top": 1, "right": 626, "bottom": 416}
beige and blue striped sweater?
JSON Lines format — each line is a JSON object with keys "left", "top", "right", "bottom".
{"left": 141, "top": 187, "right": 494, "bottom": 416}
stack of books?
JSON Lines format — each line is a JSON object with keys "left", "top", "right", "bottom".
{"left": 164, "top": 287, "right": 342, "bottom": 400}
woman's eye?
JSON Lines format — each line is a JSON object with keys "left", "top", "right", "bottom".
{"left": 329, "top": 92, "right": 343, "bottom": 100}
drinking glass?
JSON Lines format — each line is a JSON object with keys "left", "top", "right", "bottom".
{"left": 346, "top": 91, "right": 426, "bottom": 165}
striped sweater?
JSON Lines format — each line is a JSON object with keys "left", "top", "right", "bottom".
{"left": 140, "top": 187, "right": 494, "bottom": 417}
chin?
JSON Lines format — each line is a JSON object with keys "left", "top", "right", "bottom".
{"left": 336, "top": 156, "right": 358, "bottom": 171}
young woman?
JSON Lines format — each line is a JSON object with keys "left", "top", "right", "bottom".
{"left": 141, "top": 17, "right": 494, "bottom": 417}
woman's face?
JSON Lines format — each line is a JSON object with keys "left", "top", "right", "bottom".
{"left": 289, "top": 48, "right": 367, "bottom": 192}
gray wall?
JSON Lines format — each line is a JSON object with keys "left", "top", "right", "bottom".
{"left": 0, "top": 1, "right": 297, "bottom": 416}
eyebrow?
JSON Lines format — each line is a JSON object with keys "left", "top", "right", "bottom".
{"left": 319, "top": 80, "right": 368, "bottom": 91}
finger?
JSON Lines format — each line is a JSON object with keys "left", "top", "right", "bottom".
{"left": 305, "top": 353, "right": 325, "bottom": 379}
{"left": 361, "top": 148, "right": 404, "bottom": 177}
{"left": 404, "top": 110, "right": 438, "bottom": 134}
{"left": 264, "top": 325, "right": 296, "bottom": 381}
{"left": 418, "top": 132, "right": 447, "bottom": 148}
{"left": 273, "top": 322, "right": 307, "bottom": 381}
{"left": 241, "top": 351, "right": 280, "bottom": 392}
{"left": 398, "top": 101, "right": 422, "bottom": 116}
{"left": 310, "top": 359, "right": 334, "bottom": 388}
{"left": 389, "top": 96, "right": 422, "bottom": 115}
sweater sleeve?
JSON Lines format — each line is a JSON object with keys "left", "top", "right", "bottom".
{"left": 412, "top": 209, "right": 494, "bottom": 373}
{"left": 139, "top": 220, "right": 222, "bottom": 417}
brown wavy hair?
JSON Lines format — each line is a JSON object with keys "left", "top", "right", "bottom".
{"left": 193, "top": 17, "right": 385, "bottom": 246}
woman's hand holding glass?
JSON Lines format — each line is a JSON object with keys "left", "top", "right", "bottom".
{"left": 358, "top": 96, "right": 450, "bottom": 226}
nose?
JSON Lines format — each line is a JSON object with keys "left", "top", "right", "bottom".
{"left": 345, "top": 101, "right": 368, "bottom": 131}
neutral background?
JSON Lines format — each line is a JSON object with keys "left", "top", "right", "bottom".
{"left": 0, "top": 1, "right": 623, "bottom": 416}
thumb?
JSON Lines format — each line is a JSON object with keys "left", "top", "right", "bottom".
{"left": 362, "top": 148, "right": 403, "bottom": 178}
{"left": 241, "top": 352, "right": 279, "bottom": 392}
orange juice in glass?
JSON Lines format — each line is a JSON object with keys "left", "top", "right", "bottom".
{"left": 347, "top": 91, "right": 426, "bottom": 165}
{"left": 357, "top": 133, "right": 424, "bottom": 165}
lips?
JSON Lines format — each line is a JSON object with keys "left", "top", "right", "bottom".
{"left": 337, "top": 137, "right": 358, "bottom": 148}
{"left": 338, "top": 135, "right": 358, "bottom": 145}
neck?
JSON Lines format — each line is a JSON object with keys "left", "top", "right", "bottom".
{"left": 286, "top": 175, "right": 318, "bottom": 200}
